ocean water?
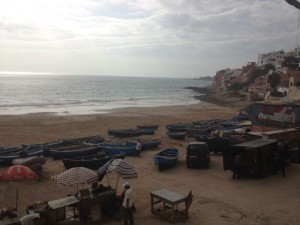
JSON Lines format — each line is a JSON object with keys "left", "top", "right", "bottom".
{"left": 0, "top": 74, "right": 211, "bottom": 115}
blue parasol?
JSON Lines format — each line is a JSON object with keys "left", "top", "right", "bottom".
{"left": 97, "top": 158, "right": 114, "bottom": 183}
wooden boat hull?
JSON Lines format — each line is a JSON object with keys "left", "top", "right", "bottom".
{"left": 154, "top": 148, "right": 179, "bottom": 171}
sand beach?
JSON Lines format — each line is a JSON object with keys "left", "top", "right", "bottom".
{"left": 0, "top": 101, "right": 300, "bottom": 225}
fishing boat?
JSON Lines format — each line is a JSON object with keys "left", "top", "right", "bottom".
{"left": 67, "top": 135, "right": 105, "bottom": 143}
{"left": 139, "top": 128, "right": 156, "bottom": 135}
{"left": 167, "top": 132, "right": 186, "bottom": 140}
{"left": 194, "top": 135, "right": 208, "bottom": 142}
{"left": 23, "top": 140, "right": 84, "bottom": 156}
{"left": 186, "top": 126, "right": 212, "bottom": 137}
{"left": 12, "top": 156, "right": 47, "bottom": 166}
{"left": 50, "top": 146, "right": 101, "bottom": 160}
{"left": 111, "top": 129, "right": 144, "bottom": 138}
{"left": 0, "top": 148, "right": 44, "bottom": 166}
{"left": 165, "top": 123, "right": 189, "bottom": 132}
{"left": 153, "top": 148, "right": 179, "bottom": 171}
{"left": 125, "top": 139, "right": 162, "bottom": 150}
{"left": 108, "top": 128, "right": 133, "bottom": 136}
{"left": 137, "top": 124, "right": 159, "bottom": 130}
{"left": 99, "top": 143, "right": 137, "bottom": 156}
{"left": 62, "top": 152, "right": 125, "bottom": 170}
{"left": 0, "top": 147, "right": 21, "bottom": 155}
{"left": 23, "top": 135, "right": 104, "bottom": 156}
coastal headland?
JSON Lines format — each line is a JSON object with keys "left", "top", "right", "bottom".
{"left": 0, "top": 99, "right": 299, "bottom": 225}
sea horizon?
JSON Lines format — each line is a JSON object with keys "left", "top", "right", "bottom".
{"left": 0, "top": 74, "right": 212, "bottom": 116}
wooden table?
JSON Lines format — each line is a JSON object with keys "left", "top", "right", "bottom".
{"left": 150, "top": 189, "right": 187, "bottom": 222}
{"left": 48, "top": 195, "right": 79, "bottom": 210}
{"left": 47, "top": 195, "right": 79, "bottom": 224}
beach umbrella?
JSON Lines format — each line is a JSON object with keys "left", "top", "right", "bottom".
{"left": 52, "top": 167, "right": 98, "bottom": 187}
{"left": 0, "top": 165, "right": 39, "bottom": 181}
{"left": 0, "top": 165, "right": 39, "bottom": 209}
{"left": 97, "top": 158, "right": 114, "bottom": 183}
{"left": 105, "top": 159, "right": 138, "bottom": 190}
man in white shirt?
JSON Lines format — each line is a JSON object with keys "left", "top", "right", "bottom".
{"left": 122, "top": 182, "right": 134, "bottom": 225}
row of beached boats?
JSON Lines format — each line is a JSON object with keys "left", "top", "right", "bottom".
{"left": 0, "top": 134, "right": 178, "bottom": 172}
{"left": 165, "top": 115, "right": 251, "bottom": 140}
{"left": 108, "top": 124, "right": 159, "bottom": 138}
{"left": 0, "top": 117, "right": 249, "bottom": 172}
{"left": 154, "top": 116, "right": 250, "bottom": 171}
{"left": 0, "top": 132, "right": 163, "bottom": 170}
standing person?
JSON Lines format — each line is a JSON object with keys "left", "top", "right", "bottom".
{"left": 136, "top": 140, "right": 142, "bottom": 157}
{"left": 122, "top": 182, "right": 135, "bottom": 225}
{"left": 232, "top": 153, "right": 242, "bottom": 179}
{"left": 278, "top": 148, "right": 287, "bottom": 177}
{"left": 273, "top": 151, "right": 281, "bottom": 174}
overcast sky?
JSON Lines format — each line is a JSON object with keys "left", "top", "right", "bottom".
{"left": 0, "top": 0, "right": 299, "bottom": 78}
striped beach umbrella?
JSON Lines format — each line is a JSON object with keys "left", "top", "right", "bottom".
{"left": 52, "top": 167, "right": 98, "bottom": 186}
{"left": 107, "top": 159, "right": 138, "bottom": 178}
{"left": 106, "top": 159, "right": 137, "bottom": 191}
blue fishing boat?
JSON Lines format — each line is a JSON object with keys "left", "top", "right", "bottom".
{"left": 115, "top": 129, "right": 144, "bottom": 138}
{"left": 165, "top": 123, "right": 189, "bottom": 132}
{"left": 167, "top": 132, "right": 186, "bottom": 140}
{"left": 139, "top": 128, "right": 156, "bottom": 135}
{"left": 153, "top": 148, "right": 179, "bottom": 171}
{"left": 108, "top": 128, "right": 133, "bottom": 136}
{"left": 23, "top": 140, "right": 84, "bottom": 157}
{"left": 99, "top": 143, "right": 137, "bottom": 156}
{"left": 0, "top": 148, "right": 44, "bottom": 166}
{"left": 137, "top": 124, "right": 159, "bottom": 130}
{"left": 23, "top": 135, "right": 104, "bottom": 156}
{"left": 186, "top": 126, "right": 212, "bottom": 137}
{"left": 126, "top": 139, "right": 162, "bottom": 150}
{"left": 62, "top": 152, "right": 125, "bottom": 170}
{"left": 50, "top": 146, "right": 101, "bottom": 160}
{"left": 0, "top": 147, "right": 21, "bottom": 155}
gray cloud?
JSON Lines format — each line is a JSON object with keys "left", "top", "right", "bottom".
{"left": 0, "top": 0, "right": 298, "bottom": 77}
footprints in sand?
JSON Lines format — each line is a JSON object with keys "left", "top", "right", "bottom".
{"left": 196, "top": 196, "right": 270, "bottom": 224}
